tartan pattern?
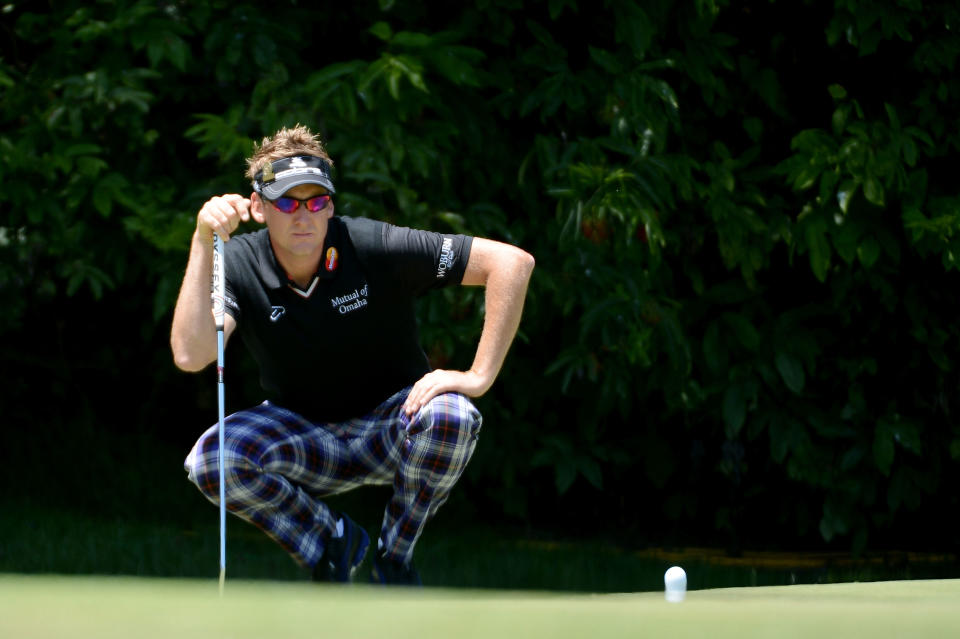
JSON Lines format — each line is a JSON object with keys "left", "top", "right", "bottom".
{"left": 184, "top": 388, "right": 481, "bottom": 568}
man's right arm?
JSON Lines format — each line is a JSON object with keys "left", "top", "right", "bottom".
{"left": 170, "top": 194, "right": 253, "bottom": 372}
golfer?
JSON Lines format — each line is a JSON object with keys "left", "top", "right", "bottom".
{"left": 171, "top": 125, "right": 534, "bottom": 585}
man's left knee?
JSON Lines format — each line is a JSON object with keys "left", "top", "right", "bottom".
{"left": 415, "top": 392, "right": 482, "bottom": 444}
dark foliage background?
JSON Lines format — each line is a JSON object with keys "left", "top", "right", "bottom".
{"left": 2, "top": 0, "right": 959, "bottom": 559}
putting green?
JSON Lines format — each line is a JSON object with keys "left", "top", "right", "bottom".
{"left": 2, "top": 575, "right": 958, "bottom": 638}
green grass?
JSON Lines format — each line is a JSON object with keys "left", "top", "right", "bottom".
{"left": 5, "top": 489, "right": 960, "bottom": 637}
{"left": 1, "top": 575, "right": 958, "bottom": 638}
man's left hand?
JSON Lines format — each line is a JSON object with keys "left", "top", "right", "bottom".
{"left": 403, "top": 369, "right": 491, "bottom": 416}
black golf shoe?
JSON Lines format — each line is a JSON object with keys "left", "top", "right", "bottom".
{"left": 369, "top": 551, "right": 422, "bottom": 587}
{"left": 311, "top": 513, "right": 370, "bottom": 583}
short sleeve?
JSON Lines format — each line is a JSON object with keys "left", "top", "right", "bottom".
{"left": 344, "top": 217, "right": 473, "bottom": 295}
{"left": 381, "top": 223, "right": 474, "bottom": 293}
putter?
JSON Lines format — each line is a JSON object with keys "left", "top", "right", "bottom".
{"left": 212, "top": 233, "right": 227, "bottom": 595}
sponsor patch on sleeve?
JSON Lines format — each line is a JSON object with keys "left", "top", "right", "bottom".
{"left": 436, "top": 237, "right": 455, "bottom": 279}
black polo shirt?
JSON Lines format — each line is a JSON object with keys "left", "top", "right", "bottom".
{"left": 222, "top": 216, "right": 473, "bottom": 423}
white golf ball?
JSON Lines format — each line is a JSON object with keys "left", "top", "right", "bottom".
{"left": 664, "top": 566, "right": 687, "bottom": 602}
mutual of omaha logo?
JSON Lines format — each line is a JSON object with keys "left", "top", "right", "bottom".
{"left": 270, "top": 306, "right": 286, "bottom": 322}
{"left": 325, "top": 247, "right": 339, "bottom": 272}
{"left": 437, "top": 237, "right": 455, "bottom": 279}
{"left": 330, "top": 283, "right": 369, "bottom": 315}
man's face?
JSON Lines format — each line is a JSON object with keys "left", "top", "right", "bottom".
{"left": 257, "top": 183, "right": 334, "bottom": 262}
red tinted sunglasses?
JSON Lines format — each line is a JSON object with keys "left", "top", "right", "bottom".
{"left": 267, "top": 194, "right": 332, "bottom": 213}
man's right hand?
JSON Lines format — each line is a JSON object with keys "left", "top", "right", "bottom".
{"left": 172, "top": 194, "right": 253, "bottom": 371}
{"left": 197, "top": 194, "right": 260, "bottom": 242}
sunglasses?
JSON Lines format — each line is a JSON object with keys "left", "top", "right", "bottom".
{"left": 266, "top": 194, "right": 332, "bottom": 214}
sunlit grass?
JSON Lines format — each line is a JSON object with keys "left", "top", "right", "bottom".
{"left": 1, "top": 576, "right": 958, "bottom": 639}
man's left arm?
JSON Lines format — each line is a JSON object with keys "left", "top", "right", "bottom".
{"left": 403, "top": 237, "right": 535, "bottom": 416}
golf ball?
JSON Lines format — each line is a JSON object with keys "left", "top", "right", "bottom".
{"left": 664, "top": 566, "right": 687, "bottom": 602}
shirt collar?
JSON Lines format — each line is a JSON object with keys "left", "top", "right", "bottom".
{"left": 257, "top": 218, "right": 341, "bottom": 291}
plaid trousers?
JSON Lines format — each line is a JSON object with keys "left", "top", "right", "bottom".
{"left": 184, "top": 388, "right": 482, "bottom": 568}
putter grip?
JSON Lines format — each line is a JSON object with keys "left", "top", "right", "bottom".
{"left": 212, "top": 234, "right": 226, "bottom": 330}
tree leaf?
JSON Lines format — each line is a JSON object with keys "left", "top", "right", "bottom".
{"left": 837, "top": 180, "right": 857, "bottom": 213}
{"left": 841, "top": 446, "right": 865, "bottom": 470}
{"left": 369, "top": 22, "right": 392, "bottom": 41}
{"left": 722, "top": 313, "right": 760, "bottom": 351}
{"left": 588, "top": 46, "right": 621, "bottom": 74}
{"left": 806, "top": 221, "right": 832, "bottom": 282}
{"left": 703, "top": 321, "right": 725, "bottom": 373}
{"left": 873, "top": 425, "right": 895, "bottom": 476}
{"left": 863, "top": 175, "right": 885, "bottom": 206}
{"left": 857, "top": 236, "right": 881, "bottom": 268}
{"left": 92, "top": 188, "right": 113, "bottom": 217}
{"left": 579, "top": 456, "right": 603, "bottom": 489}
{"left": 828, "top": 84, "right": 847, "bottom": 99}
{"left": 775, "top": 352, "right": 805, "bottom": 394}
{"left": 555, "top": 460, "right": 577, "bottom": 494}
{"left": 393, "top": 31, "right": 433, "bottom": 48}
{"left": 950, "top": 439, "right": 960, "bottom": 460}
{"left": 723, "top": 384, "right": 746, "bottom": 438}
{"left": 768, "top": 417, "right": 791, "bottom": 463}
{"left": 165, "top": 35, "right": 190, "bottom": 72}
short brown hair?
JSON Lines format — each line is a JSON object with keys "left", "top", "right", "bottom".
{"left": 245, "top": 125, "right": 333, "bottom": 180}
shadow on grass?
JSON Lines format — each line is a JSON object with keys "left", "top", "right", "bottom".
{"left": 2, "top": 415, "right": 957, "bottom": 591}
{"left": 4, "top": 497, "right": 958, "bottom": 593}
